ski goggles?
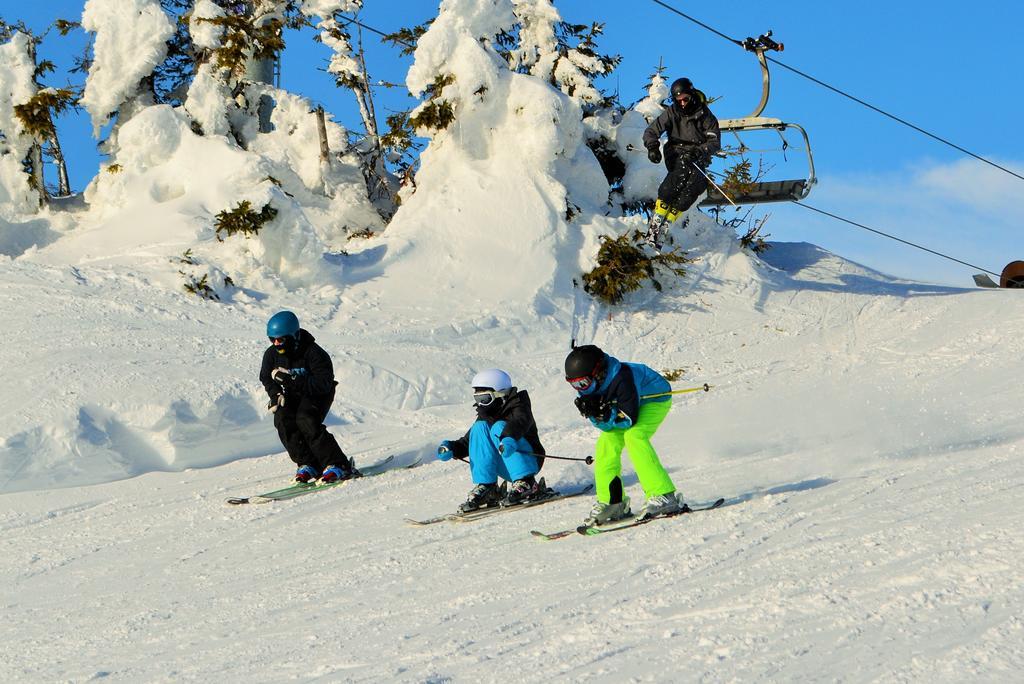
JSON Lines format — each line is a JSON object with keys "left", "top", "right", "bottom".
{"left": 566, "top": 375, "right": 595, "bottom": 391}
{"left": 473, "top": 390, "right": 501, "bottom": 407}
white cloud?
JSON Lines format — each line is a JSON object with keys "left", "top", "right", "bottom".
{"left": 765, "top": 157, "right": 1024, "bottom": 286}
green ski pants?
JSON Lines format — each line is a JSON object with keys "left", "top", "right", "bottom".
{"left": 593, "top": 399, "right": 676, "bottom": 503}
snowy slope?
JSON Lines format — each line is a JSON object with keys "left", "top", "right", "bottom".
{"left": 3, "top": 215, "right": 1024, "bottom": 681}
{"left": 3, "top": 1, "right": 1023, "bottom": 677}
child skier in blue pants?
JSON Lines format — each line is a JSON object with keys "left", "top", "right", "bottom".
{"left": 437, "top": 369, "right": 547, "bottom": 513}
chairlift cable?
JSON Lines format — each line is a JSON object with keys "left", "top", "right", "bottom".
{"left": 647, "top": 0, "right": 1024, "bottom": 183}
{"left": 343, "top": 17, "right": 415, "bottom": 48}
{"left": 763, "top": 57, "right": 1024, "bottom": 182}
{"left": 791, "top": 201, "right": 1001, "bottom": 277}
{"left": 648, "top": 0, "right": 743, "bottom": 46}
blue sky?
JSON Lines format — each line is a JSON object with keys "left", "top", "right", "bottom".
{"left": 11, "top": 1, "right": 1024, "bottom": 286}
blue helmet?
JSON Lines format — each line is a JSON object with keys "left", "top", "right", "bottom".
{"left": 267, "top": 311, "right": 300, "bottom": 340}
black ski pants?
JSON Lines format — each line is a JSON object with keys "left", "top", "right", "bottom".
{"left": 658, "top": 146, "right": 708, "bottom": 212}
{"left": 273, "top": 390, "right": 348, "bottom": 472}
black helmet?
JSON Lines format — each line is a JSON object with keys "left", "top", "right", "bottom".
{"left": 670, "top": 77, "right": 694, "bottom": 98}
{"left": 565, "top": 345, "right": 606, "bottom": 391}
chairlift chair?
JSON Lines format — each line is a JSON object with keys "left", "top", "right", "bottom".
{"left": 698, "top": 32, "right": 817, "bottom": 207}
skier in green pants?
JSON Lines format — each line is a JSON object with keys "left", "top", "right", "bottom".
{"left": 564, "top": 345, "right": 681, "bottom": 525}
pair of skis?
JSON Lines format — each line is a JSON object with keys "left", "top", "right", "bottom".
{"left": 404, "top": 483, "right": 594, "bottom": 525}
{"left": 226, "top": 455, "right": 420, "bottom": 505}
{"left": 530, "top": 497, "right": 726, "bottom": 540}
{"left": 227, "top": 457, "right": 726, "bottom": 539}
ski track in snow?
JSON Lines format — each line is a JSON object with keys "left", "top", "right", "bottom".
{"left": 4, "top": 228, "right": 1024, "bottom": 681}
{"left": 5, "top": 7, "right": 1022, "bottom": 676}
{"left": 1, "top": 445, "right": 1022, "bottom": 682}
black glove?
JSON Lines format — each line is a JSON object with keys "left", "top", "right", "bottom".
{"left": 267, "top": 394, "right": 285, "bottom": 413}
{"left": 647, "top": 146, "right": 662, "bottom": 164}
{"left": 575, "top": 395, "right": 610, "bottom": 421}
{"left": 680, "top": 146, "right": 709, "bottom": 166}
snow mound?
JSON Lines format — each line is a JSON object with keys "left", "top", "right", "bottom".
{"left": 26, "top": 103, "right": 381, "bottom": 294}
{"left": 373, "top": 1, "right": 607, "bottom": 315}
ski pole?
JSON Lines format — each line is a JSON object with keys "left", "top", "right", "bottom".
{"left": 641, "top": 383, "right": 711, "bottom": 400}
{"left": 527, "top": 452, "right": 594, "bottom": 465}
{"left": 454, "top": 452, "right": 594, "bottom": 465}
{"left": 691, "top": 162, "right": 738, "bottom": 207}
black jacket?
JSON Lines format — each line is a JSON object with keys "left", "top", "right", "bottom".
{"left": 642, "top": 98, "right": 721, "bottom": 160}
{"left": 449, "top": 389, "right": 546, "bottom": 462}
{"left": 259, "top": 329, "right": 338, "bottom": 401}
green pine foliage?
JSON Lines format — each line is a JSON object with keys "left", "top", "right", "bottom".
{"left": 581, "top": 233, "right": 689, "bottom": 305}
{"left": 197, "top": 14, "right": 285, "bottom": 77}
{"left": 181, "top": 272, "right": 219, "bottom": 300}
{"left": 2, "top": 18, "right": 81, "bottom": 201}
{"left": 347, "top": 228, "right": 376, "bottom": 240}
{"left": 380, "top": 111, "right": 414, "bottom": 155}
{"left": 556, "top": 22, "right": 621, "bottom": 105}
{"left": 381, "top": 22, "right": 431, "bottom": 57}
{"left": 407, "top": 74, "right": 456, "bottom": 133}
{"left": 12, "top": 87, "right": 77, "bottom": 139}
{"left": 175, "top": 249, "right": 235, "bottom": 301}
{"left": 192, "top": 2, "right": 305, "bottom": 79}
{"left": 213, "top": 200, "right": 278, "bottom": 240}
{"left": 661, "top": 368, "right": 686, "bottom": 382}
{"left": 739, "top": 215, "right": 772, "bottom": 254}
{"left": 498, "top": 20, "right": 620, "bottom": 106}
{"left": 719, "top": 158, "right": 756, "bottom": 200}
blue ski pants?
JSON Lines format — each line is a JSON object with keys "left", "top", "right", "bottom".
{"left": 468, "top": 420, "right": 539, "bottom": 484}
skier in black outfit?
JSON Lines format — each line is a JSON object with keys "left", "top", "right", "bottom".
{"left": 259, "top": 310, "right": 356, "bottom": 484}
{"left": 436, "top": 369, "right": 548, "bottom": 513}
{"left": 642, "top": 77, "right": 721, "bottom": 248}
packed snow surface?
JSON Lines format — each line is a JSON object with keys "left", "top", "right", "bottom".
{"left": 3, "top": 0, "right": 1022, "bottom": 677}
{"left": 3, "top": 219, "right": 1023, "bottom": 681}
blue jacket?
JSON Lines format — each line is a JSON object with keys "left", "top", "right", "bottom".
{"left": 577, "top": 354, "right": 670, "bottom": 431}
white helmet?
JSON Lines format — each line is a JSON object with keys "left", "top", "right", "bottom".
{"left": 471, "top": 369, "right": 513, "bottom": 392}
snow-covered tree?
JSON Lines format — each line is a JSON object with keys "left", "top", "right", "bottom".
{"left": 0, "top": 17, "right": 79, "bottom": 208}
{"left": 80, "top": 0, "right": 176, "bottom": 150}
{"left": 634, "top": 65, "right": 670, "bottom": 120}
{"left": 505, "top": 0, "right": 558, "bottom": 74}
{"left": 379, "top": 0, "right": 609, "bottom": 311}
{"left": 405, "top": 0, "right": 517, "bottom": 137}
{"left": 0, "top": 29, "right": 41, "bottom": 213}
{"left": 302, "top": 1, "right": 398, "bottom": 220}
{"left": 184, "top": 0, "right": 310, "bottom": 144}
{"left": 501, "top": 0, "right": 620, "bottom": 110}
{"left": 583, "top": 63, "right": 671, "bottom": 213}
{"left": 150, "top": 0, "right": 199, "bottom": 105}
{"left": 184, "top": 0, "right": 232, "bottom": 137}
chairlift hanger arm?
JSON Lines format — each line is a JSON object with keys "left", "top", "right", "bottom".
{"left": 737, "top": 30, "right": 783, "bottom": 118}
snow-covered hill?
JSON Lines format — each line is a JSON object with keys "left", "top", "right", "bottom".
{"left": 3, "top": 217, "right": 1023, "bottom": 681}
{"left": 3, "top": 1, "right": 1023, "bottom": 679}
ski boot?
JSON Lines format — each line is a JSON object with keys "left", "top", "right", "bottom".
{"left": 320, "top": 462, "right": 359, "bottom": 483}
{"left": 644, "top": 199, "right": 674, "bottom": 249}
{"left": 639, "top": 492, "right": 683, "bottom": 518}
{"left": 459, "top": 482, "right": 503, "bottom": 513}
{"left": 504, "top": 476, "right": 547, "bottom": 506}
{"left": 645, "top": 217, "right": 667, "bottom": 250}
{"left": 293, "top": 465, "right": 320, "bottom": 484}
{"left": 582, "top": 496, "right": 632, "bottom": 526}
